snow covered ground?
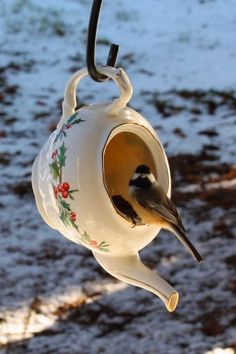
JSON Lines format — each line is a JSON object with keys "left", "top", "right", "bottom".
{"left": 0, "top": 0, "right": 235, "bottom": 353}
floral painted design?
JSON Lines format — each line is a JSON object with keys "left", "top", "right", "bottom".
{"left": 81, "top": 231, "right": 110, "bottom": 252}
{"left": 54, "top": 112, "right": 85, "bottom": 142}
{"left": 49, "top": 126, "right": 110, "bottom": 252}
{"left": 50, "top": 143, "right": 79, "bottom": 230}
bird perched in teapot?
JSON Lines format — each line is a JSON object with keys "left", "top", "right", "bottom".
{"left": 129, "top": 164, "right": 203, "bottom": 263}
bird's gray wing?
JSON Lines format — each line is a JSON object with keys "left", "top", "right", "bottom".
{"left": 135, "top": 188, "right": 185, "bottom": 231}
{"left": 165, "top": 197, "right": 186, "bottom": 232}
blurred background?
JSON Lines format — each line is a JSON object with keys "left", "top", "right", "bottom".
{"left": 0, "top": 0, "right": 235, "bottom": 353}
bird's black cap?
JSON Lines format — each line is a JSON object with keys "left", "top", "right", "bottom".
{"left": 135, "top": 165, "right": 150, "bottom": 174}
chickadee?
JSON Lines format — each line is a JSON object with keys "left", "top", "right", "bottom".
{"left": 129, "top": 164, "right": 203, "bottom": 263}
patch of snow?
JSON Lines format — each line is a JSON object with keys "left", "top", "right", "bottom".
{"left": 205, "top": 348, "right": 235, "bottom": 354}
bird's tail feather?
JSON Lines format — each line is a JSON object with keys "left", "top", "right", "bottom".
{"left": 171, "top": 225, "right": 203, "bottom": 263}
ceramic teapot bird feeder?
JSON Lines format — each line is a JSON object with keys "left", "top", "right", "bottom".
{"left": 31, "top": 0, "right": 200, "bottom": 312}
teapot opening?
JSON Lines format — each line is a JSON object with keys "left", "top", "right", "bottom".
{"left": 102, "top": 124, "right": 170, "bottom": 225}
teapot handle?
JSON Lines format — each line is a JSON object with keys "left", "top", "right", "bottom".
{"left": 61, "top": 66, "right": 133, "bottom": 123}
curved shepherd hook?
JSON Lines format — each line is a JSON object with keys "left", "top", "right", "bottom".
{"left": 86, "top": 0, "right": 119, "bottom": 82}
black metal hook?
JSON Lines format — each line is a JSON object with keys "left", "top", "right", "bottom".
{"left": 86, "top": 0, "right": 119, "bottom": 82}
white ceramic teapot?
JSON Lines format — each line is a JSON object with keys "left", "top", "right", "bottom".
{"left": 32, "top": 66, "right": 179, "bottom": 312}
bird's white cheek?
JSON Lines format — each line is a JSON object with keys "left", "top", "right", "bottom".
{"left": 132, "top": 173, "right": 140, "bottom": 179}
{"left": 128, "top": 187, "right": 135, "bottom": 195}
{"left": 149, "top": 174, "right": 156, "bottom": 184}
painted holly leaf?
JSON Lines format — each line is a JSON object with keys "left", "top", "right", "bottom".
{"left": 49, "top": 161, "right": 60, "bottom": 180}
{"left": 66, "top": 113, "right": 85, "bottom": 125}
{"left": 60, "top": 209, "right": 70, "bottom": 225}
{"left": 99, "top": 241, "right": 110, "bottom": 248}
{"left": 58, "top": 143, "right": 67, "bottom": 167}
{"left": 99, "top": 247, "right": 110, "bottom": 253}
{"left": 66, "top": 113, "right": 78, "bottom": 124}
{"left": 82, "top": 231, "right": 90, "bottom": 241}
{"left": 71, "top": 220, "right": 79, "bottom": 231}
{"left": 68, "top": 192, "right": 75, "bottom": 200}
{"left": 54, "top": 132, "right": 62, "bottom": 143}
{"left": 60, "top": 199, "right": 70, "bottom": 210}
{"left": 99, "top": 242, "right": 110, "bottom": 252}
{"left": 54, "top": 114, "right": 85, "bottom": 143}
{"left": 72, "top": 118, "right": 85, "bottom": 125}
{"left": 66, "top": 113, "right": 77, "bottom": 125}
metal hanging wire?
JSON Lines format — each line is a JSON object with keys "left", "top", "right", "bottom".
{"left": 86, "top": 0, "right": 119, "bottom": 82}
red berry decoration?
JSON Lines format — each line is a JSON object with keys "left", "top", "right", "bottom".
{"left": 51, "top": 149, "right": 58, "bottom": 159}
{"left": 90, "top": 240, "right": 98, "bottom": 247}
{"left": 62, "top": 190, "right": 68, "bottom": 198}
{"left": 71, "top": 212, "right": 76, "bottom": 221}
{"left": 62, "top": 182, "right": 70, "bottom": 191}
{"left": 57, "top": 184, "right": 63, "bottom": 192}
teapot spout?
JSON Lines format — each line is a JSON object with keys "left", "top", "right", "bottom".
{"left": 93, "top": 252, "right": 179, "bottom": 312}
